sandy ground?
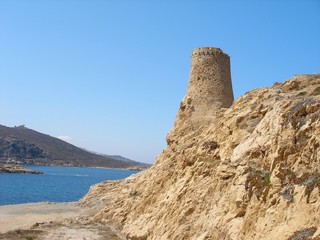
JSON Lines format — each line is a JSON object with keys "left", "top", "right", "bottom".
{"left": 0, "top": 202, "right": 80, "bottom": 233}
{"left": 0, "top": 202, "right": 122, "bottom": 240}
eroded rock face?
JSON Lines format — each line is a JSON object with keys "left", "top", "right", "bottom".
{"left": 80, "top": 74, "right": 320, "bottom": 240}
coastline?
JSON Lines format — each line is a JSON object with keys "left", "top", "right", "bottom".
{"left": 0, "top": 166, "right": 132, "bottom": 239}
{"left": 0, "top": 201, "right": 123, "bottom": 239}
{"left": 26, "top": 164, "right": 148, "bottom": 172}
{"left": 0, "top": 201, "right": 80, "bottom": 233}
{"left": 0, "top": 164, "right": 43, "bottom": 174}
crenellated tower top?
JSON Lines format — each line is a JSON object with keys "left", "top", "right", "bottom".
{"left": 174, "top": 47, "right": 234, "bottom": 129}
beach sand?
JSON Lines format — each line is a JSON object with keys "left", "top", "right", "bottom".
{"left": 0, "top": 202, "right": 80, "bottom": 233}
{"left": 0, "top": 202, "right": 122, "bottom": 239}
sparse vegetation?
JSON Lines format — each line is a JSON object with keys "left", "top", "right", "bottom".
{"left": 276, "top": 169, "right": 320, "bottom": 203}
{"left": 303, "top": 172, "right": 320, "bottom": 203}
{"left": 272, "top": 81, "right": 281, "bottom": 87}
{"left": 130, "top": 190, "right": 139, "bottom": 197}
{"left": 286, "top": 99, "right": 316, "bottom": 129}
{"left": 245, "top": 167, "right": 271, "bottom": 201}
{"left": 0, "top": 229, "right": 43, "bottom": 240}
{"left": 280, "top": 184, "right": 295, "bottom": 202}
{"left": 287, "top": 226, "right": 317, "bottom": 240}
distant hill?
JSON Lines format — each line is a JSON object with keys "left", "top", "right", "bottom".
{"left": 105, "top": 155, "right": 138, "bottom": 163}
{"left": 0, "top": 124, "right": 150, "bottom": 170}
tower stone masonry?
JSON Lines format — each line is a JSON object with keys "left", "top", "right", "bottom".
{"left": 174, "top": 47, "right": 234, "bottom": 130}
{"left": 188, "top": 47, "right": 234, "bottom": 115}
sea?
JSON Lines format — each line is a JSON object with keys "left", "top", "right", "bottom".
{"left": 0, "top": 165, "right": 138, "bottom": 206}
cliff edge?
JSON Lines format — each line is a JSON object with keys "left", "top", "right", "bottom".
{"left": 80, "top": 52, "right": 320, "bottom": 239}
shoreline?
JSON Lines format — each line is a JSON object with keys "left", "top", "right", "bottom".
{"left": 0, "top": 201, "right": 81, "bottom": 233}
{"left": 0, "top": 164, "right": 43, "bottom": 174}
{"left": 0, "top": 200, "right": 77, "bottom": 208}
{"left": 0, "top": 201, "right": 123, "bottom": 239}
{"left": 25, "top": 164, "right": 148, "bottom": 171}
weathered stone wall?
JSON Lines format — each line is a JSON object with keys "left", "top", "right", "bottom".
{"left": 169, "top": 47, "right": 234, "bottom": 138}
{"left": 188, "top": 47, "right": 234, "bottom": 112}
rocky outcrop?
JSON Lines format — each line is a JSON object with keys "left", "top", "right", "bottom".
{"left": 0, "top": 164, "right": 43, "bottom": 174}
{"left": 80, "top": 74, "right": 320, "bottom": 240}
{"left": 0, "top": 137, "right": 48, "bottom": 161}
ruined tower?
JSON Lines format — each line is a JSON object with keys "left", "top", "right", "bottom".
{"left": 188, "top": 47, "right": 234, "bottom": 110}
{"left": 173, "top": 47, "right": 234, "bottom": 130}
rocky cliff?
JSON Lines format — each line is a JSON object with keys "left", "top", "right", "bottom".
{"left": 81, "top": 74, "right": 320, "bottom": 240}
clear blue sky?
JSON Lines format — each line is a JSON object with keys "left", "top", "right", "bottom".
{"left": 0, "top": 1, "right": 319, "bottom": 163}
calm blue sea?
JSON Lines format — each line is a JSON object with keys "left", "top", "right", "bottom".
{"left": 0, "top": 165, "right": 137, "bottom": 206}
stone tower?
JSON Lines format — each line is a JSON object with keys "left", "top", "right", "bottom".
{"left": 173, "top": 47, "right": 234, "bottom": 131}
{"left": 188, "top": 47, "right": 234, "bottom": 111}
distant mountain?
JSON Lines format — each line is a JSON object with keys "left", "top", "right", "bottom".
{"left": 0, "top": 124, "right": 150, "bottom": 170}
{"left": 105, "top": 155, "right": 139, "bottom": 163}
